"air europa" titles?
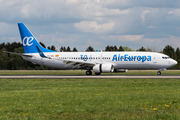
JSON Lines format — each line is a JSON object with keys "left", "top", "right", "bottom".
{"left": 112, "top": 54, "right": 151, "bottom": 63}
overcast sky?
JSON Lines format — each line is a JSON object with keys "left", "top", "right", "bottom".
{"left": 0, "top": 0, "right": 180, "bottom": 51}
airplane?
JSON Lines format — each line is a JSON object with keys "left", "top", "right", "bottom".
{"left": 4, "top": 23, "right": 178, "bottom": 75}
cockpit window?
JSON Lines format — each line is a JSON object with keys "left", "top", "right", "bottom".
{"left": 162, "top": 57, "right": 170, "bottom": 59}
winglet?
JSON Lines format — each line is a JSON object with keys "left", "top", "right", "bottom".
{"left": 36, "top": 46, "right": 48, "bottom": 58}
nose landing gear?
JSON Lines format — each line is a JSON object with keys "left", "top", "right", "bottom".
{"left": 157, "top": 68, "right": 166, "bottom": 75}
{"left": 157, "top": 71, "right": 161, "bottom": 75}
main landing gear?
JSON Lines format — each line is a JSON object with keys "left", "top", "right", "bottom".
{"left": 86, "top": 70, "right": 92, "bottom": 75}
{"left": 86, "top": 71, "right": 101, "bottom": 75}
{"left": 95, "top": 73, "right": 101, "bottom": 75}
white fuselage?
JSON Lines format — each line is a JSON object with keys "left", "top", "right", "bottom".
{"left": 22, "top": 51, "right": 177, "bottom": 70}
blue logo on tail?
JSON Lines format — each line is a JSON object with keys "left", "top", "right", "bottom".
{"left": 23, "top": 37, "right": 34, "bottom": 46}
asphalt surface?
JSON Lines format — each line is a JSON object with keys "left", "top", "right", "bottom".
{"left": 0, "top": 75, "right": 180, "bottom": 79}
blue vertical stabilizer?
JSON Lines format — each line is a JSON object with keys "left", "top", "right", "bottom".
{"left": 18, "top": 23, "right": 55, "bottom": 54}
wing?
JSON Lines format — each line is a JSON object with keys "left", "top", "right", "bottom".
{"left": 63, "top": 59, "right": 95, "bottom": 69}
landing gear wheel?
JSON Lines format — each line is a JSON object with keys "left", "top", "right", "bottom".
{"left": 95, "top": 73, "right": 101, "bottom": 75}
{"left": 157, "top": 71, "right": 161, "bottom": 75}
{"left": 86, "top": 71, "right": 92, "bottom": 75}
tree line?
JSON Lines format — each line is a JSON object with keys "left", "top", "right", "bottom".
{"left": 0, "top": 42, "right": 179, "bottom": 69}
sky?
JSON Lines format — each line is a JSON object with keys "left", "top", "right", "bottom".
{"left": 0, "top": 0, "right": 180, "bottom": 51}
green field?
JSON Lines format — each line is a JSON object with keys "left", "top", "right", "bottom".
{"left": 0, "top": 78, "right": 180, "bottom": 119}
{"left": 0, "top": 70, "right": 180, "bottom": 75}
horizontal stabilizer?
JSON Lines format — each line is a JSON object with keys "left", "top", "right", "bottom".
{"left": 3, "top": 51, "right": 33, "bottom": 57}
{"left": 3, "top": 51, "right": 23, "bottom": 56}
{"left": 22, "top": 54, "right": 33, "bottom": 57}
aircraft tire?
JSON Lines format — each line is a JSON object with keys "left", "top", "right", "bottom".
{"left": 95, "top": 73, "right": 101, "bottom": 75}
{"left": 86, "top": 71, "right": 92, "bottom": 75}
{"left": 157, "top": 71, "right": 161, "bottom": 75}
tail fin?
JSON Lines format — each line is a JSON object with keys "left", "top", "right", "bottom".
{"left": 18, "top": 23, "right": 55, "bottom": 54}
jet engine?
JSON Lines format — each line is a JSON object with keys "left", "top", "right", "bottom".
{"left": 93, "top": 64, "right": 114, "bottom": 73}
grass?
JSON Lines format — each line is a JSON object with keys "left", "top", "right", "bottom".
{"left": 0, "top": 78, "right": 180, "bottom": 119}
{"left": 0, "top": 70, "right": 179, "bottom": 75}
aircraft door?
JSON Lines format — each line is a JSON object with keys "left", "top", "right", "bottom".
{"left": 153, "top": 55, "right": 157, "bottom": 63}
{"left": 41, "top": 58, "right": 44, "bottom": 64}
{"left": 90, "top": 55, "right": 92, "bottom": 61}
{"left": 100, "top": 54, "right": 102, "bottom": 62}
{"left": 32, "top": 55, "right": 36, "bottom": 60}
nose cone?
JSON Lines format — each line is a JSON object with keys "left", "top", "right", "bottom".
{"left": 171, "top": 59, "right": 178, "bottom": 66}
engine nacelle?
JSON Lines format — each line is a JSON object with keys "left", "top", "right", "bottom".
{"left": 93, "top": 64, "right": 114, "bottom": 73}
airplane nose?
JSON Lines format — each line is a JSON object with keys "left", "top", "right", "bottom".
{"left": 171, "top": 59, "right": 178, "bottom": 65}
